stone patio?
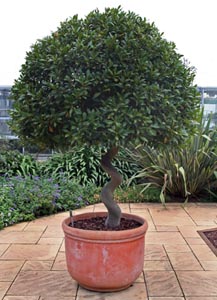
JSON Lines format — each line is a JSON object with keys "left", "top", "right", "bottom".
{"left": 0, "top": 202, "right": 217, "bottom": 300}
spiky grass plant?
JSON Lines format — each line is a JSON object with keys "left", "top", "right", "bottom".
{"left": 128, "top": 112, "right": 217, "bottom": 203}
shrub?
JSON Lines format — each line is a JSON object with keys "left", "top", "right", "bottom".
{"left": 0, "top": 175, "right": 99, "bottom": 229}
{"left": 115, "top": 185, "right": 161, "bottom": 203}
{"left": 0, "top": 146, "right": 139, "bottom": 187}
{"left": 40, "top": 146, "right": 140, "bottom": 186}
{"left": 0, "top": 150, "right": 39, "bottom": 177}
{"left": 128, "top": 113, "right": 217, "bottom": 203}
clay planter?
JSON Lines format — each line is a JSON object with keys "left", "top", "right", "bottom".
{"left": 62, "top": 212, "right": 148, "bottom": 292}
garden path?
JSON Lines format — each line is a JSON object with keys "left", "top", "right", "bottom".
{"left": 0, "top": 202, "right": 217, "bottom": 299}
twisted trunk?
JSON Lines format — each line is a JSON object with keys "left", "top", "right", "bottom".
{"left": 100, "top": 146, "right": 122, "bottom": 228}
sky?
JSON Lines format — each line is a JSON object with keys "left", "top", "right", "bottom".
{"left": 0, "top": 0, "right": 216, "bottom": 87}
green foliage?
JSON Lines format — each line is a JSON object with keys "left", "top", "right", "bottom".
{"left": 40, "top": 146, "right": 140, "bottom": 186}
{"left": 115, "top": 185, "right": 161, "bottom": 203}
{"left": 0, "top": 139, "right": 24, "bottom": 152}
{"left": 0, "top": 175, "right": 99, "bottom": 230}
{"left": 0, "top": 139, "right": 12, "bottom": 152}
{"left": 10, "top": 7, "right": 199, "bottom": 150}
{"left": 40, "top": 147, "right": 105, "bottom": 185}
{"left": 128, "top": 113, "right": 217, "bottom": 203}
{"left": 205, "top": 170, "right": 217, "bottom": 201}
{"left": 0, "top": 150, "right": 39, "bottom": 177}
{"left": 0, "top": 146, "right": 139, "bottom": 186}
{"left": 0, "top": 171, "right": 162, "bottom": 230}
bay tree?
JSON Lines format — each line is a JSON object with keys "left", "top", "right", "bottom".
{"left": 10, "top": 7, "right": 199, "bottom": 227}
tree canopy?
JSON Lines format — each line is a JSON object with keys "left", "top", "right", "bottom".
{"left": 10, "top": 7, "right": 200, "bottom": 150}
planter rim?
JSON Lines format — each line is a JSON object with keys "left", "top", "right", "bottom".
{"left": 62, "top": 211, "right": 148, "bottom": 242}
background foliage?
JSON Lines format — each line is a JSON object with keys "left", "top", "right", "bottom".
{"left": 128, "top": 113, "right": 217, "bottom": 203}
{"left": 40, "top": 146, "right": 140, "bottom": 186}
{"left": 0, "top": 146, "right": 140, "bottom": 186}
{"left": 0, "top": 150, "right": 38, "bottom": 177}
{"left": 0, "top": 114, "right": 216, "bottom": 230}
{"left": 0, "top": 175, "right": 99, "bottom": 229}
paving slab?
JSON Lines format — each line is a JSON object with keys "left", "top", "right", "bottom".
{"left": 22, "top": 261, "right": 53, "bottom": 271}
{"left": 39, "top": 297, "right": 75, "bottom": 300}
{"left": 3, "top": 297, "right": 39, "bottom": 300}
{"left": 149, "top": 206, "right": 195, "bottom": 226}
{"left": 52, "top": 252, "right": 67, "bottom": 270}
{"left": 0, "top": 245, "right": 10, "bottom": 257}
{"left": 149, "top": 298, "right": 185, "bottom": 300}
{"left": 0, "top": 260, "right": 24, "bottom": 281}
{"left": 130, "top": 208, "right": 156, "bottom": 231}
{"left": 7, "top": 271, "right": 77, "bottom": 297}
{"left": 184, "top": 237, "right": 206, "bottom": 245}
{"left": 1, "top": 244, "right": 59, "bottom": 261}
{"left": 145, "top": 271, "right": 183, "bottom": 297}
{"left": 41, "top": 226, "right": 64, "bottom": 238}
{"left": 184, "top": 205, "right": 217, "bottom": 224}
{"left": 23, "top": 224, "right": 47, "bottom": 232}
{"left": 0, "top": 232, "right": 42, "bottom": 244}
{"left": 185, "top": 297, "right": 217, "bottom": 300}
{"left": 59, "top": 241, "right": 65, "bottom": 252}
{"left": 146, "top": 232, "right": 186, "bottom": 245}
{"left": 145, "top": 244, "right": 168, "bottom": 260}
{"left": 156, "top": 225, "right": 179, "bottom": 232}
{"left": 37, "top": 237, "right": 63, "bottom": 245}
{"left": 167, "top": 252, "right": 202, "bottom": 270}
{"left": 0, "top": 282, "right": 11, "bottom": 300}
{"left": 200, "top": 261, "right": 217, "bottom": 270}
{"left": 143, "top": 260, "right": 172, "bottom": 271}
{"left": 0, "top": 223, "right": 28, "bottom": 233}
{"left": 190, "top": 244, "right": 217, "bottom": 261}
{"left": 178, "top": 225, "right": 214, "bottom": 238}
{"left": 73, "top": 206, "right": 94, "bottom": 215}
{"left": 77, "top": 283, "right": 148, "bottom": 299}
{"left": 177, "top": 271, "right": 217, "bottom": 296}
{"left": 164, "top": 244, "right": 191, "bottom": 253}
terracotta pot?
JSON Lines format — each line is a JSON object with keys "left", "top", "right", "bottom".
{"left": 62, "top": 212, "right": 148, "bottom": 292}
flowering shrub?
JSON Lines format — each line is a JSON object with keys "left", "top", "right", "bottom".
{"left": 0, "top": 175, "right": 99, "bottom": 229}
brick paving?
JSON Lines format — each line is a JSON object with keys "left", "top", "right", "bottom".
{"left": 0, "top": 203, "right": 217, "bottom": 300}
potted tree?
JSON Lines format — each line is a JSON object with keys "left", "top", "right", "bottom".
{"left": 9, "top": 7, "right": 199, "bottom": 291}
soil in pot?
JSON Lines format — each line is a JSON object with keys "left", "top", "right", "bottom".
{"left": 70, "top": 216, "right": 142, "bottom": 231}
